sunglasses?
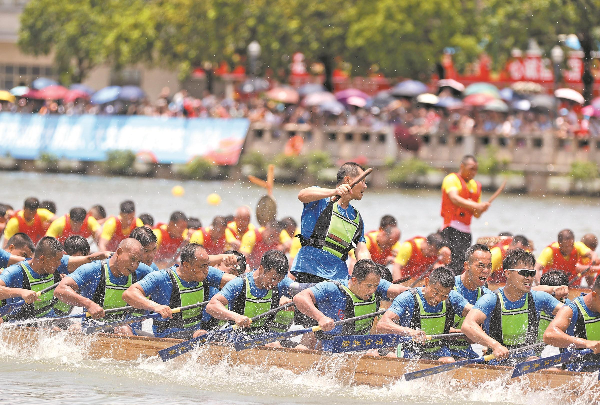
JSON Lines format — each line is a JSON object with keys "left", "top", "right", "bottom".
{"left": 507, "top": 268, "right": 536, "bottom": 278}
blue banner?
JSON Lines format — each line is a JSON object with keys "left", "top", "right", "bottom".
{"left": 0, "top": 114, "right": 250, "bottom": 165}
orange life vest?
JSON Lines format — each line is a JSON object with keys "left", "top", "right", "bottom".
{"left": 106, "top": 216, "right": 139, "bottom": 251}
{"left": 227, "top": 221, "right": 249, "bottom": 242}
{"left": 60, "top": 214, "right": 92, "bottom": 243}
{"left": 246, "top": 229, "right": 279, "bottom": 269}
{"left": 198, "top": 227, "right": 226, "bottom": 255}
{"left": 366, "top": 230, "right": 393, "bottom": 265}
{"left": 401, "top": 237, "right": 438, "bottom": 279}
{"left": 13, "top": 210, "right": 45, "bottom": 244}
{"left": 543, "top": 243, "right": 579, "bottom": 279}
{"left": 441, "top": 173, "right": 482, "bottom": 228}
{"left": 155, "top": 223, "right": 184, "bottom": 261}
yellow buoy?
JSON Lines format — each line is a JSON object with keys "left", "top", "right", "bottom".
{"left": 207, "top": 193, "right": 221, "bottom": 205}
{"left": 171, "top": 185, "right": 185, "bottom": 197}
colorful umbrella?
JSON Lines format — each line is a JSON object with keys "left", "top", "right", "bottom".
{"left": 319, "top": 100, "right": 345, "bottom": 115}
{"left": 365, "top": 91, "right": 395, "bottom": 109}
{"left": 335, "top": 88, "right": 370, "bottom": 103}
{"left": 302, "top": 91, "right": 336, "bottom": 107}
{"left": 70, "top": 84, "right": 95, "bottom": 95}
{"left": 37, "top": 85, "right": 69, "bottom": 100}
{"left": 297, "top": 83, "right": 326, "bottom": 97}
{"left": 390, "top": 80, "right": 428, "bottom": 98}
{"left": 346, "top": 96, "right": 368, "bottom": 108}
{"left": 10, "top": 86, "right": 29, "bottom": 97}
{"left": 266, "top": 86, "right": 299, "bottom": 104}
{"left": 581, "top": 105, "right": 600, "bottom": 118}
{"left": 463, "top": 93, "right": 495, "bottom": 106}
{"left": 0, "top": 90, "right": 16, "bottom": 103}
{"left": 32, "top": 77, "right": 58, "bottom": 90}
{"left": 90, "top": 86, "right": 121, "bottom": 104}
{"left": 512, "top": 99, "right": 531, "bottom": 111}
{"left": 483, "top": 99, "right": 509, "bottom": 112}
{"left": 530, "top": 94, "right": 555, "bottom": 112}
{"left": 435, "top": 97, "right": 463, "bottom": 109}
{"left": 554, "top": 88, "right": 584, "bottom": 104}
{"left": 464, "top": 82, "right": 500, "bottom": 98}
{"left": 63, "top": 89, "right": 91, "bottom": 103}
{"left": 119, "top": 85, "right": 146, "bottom": 102}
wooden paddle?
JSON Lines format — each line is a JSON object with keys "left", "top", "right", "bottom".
{"left": 331, "top": 167, "right": 373, "bottom": 203}
{"left": 511, "top": 348, "right": 593, "bottom": 378}
{"left": 159, "top": 302, "right": 294, "bottom": 361}
{"left": 487, "top": 179, "right": 507, "bottom": 203}
{"left": 330, "top": 332, "right": 467, "bottom": 354}
{"left": 402, "top": 342, "right": 545, "bottom": 381}
{"left": 233, "top": 309, "right": 387, "bottom": 351}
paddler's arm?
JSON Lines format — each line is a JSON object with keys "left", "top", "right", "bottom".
{"left": 66, "top": 252, "right": 113, "bottom": 273}
{"left": 206, "top": 293, "right": 251, "bottom": 327}
{"left": 208, "top": 253, "right": 237, "bottom": 269}
{"left": 354, "top": 242, "right": 370, "bottom": 261}
{"left": 447, "top": 189, "right": 490, "bottom": 218}
{"left": 0, "top": 280, "right": 38, "bottom": 304}
{"left": 122, "top": 283, "right": 172, "bottom": 319}
{"left": 461, "top": 308, "right": 509, "bottom": 360}
{"left": 293, "top": 288, "right": 335, "bottom": 331}
{"left": 533, "top": 285, "right": 569, "bottom": 301}
{"left": 298, "top": 184, "right": 352, "bottom": 204}
{"left": 376, "top": 310, "right": 427, "bottom": 342}
{"left": 7, "top": 254, "right": 27, "bottom": 266}
{"left": 54, "top": 277, "right": 105, "bottom": 319}
{"left": 543, "top": 305, "right": 600, "bottom": 353}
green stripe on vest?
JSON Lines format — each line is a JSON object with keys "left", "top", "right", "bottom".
{"left": 20, "top": 263, "right": 55, "bottom": 318}
{"left": 322, "top": 204, "right": 361, "bottom": 259}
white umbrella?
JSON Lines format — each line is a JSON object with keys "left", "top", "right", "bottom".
{"left": 554, "top": 88, "right": 585, "bottom": 104}
{"left": 416, "top": 93, "right": 439, "bottom": 105}
{"left": 438, "top": 79, "right": 465, "bottom": 92}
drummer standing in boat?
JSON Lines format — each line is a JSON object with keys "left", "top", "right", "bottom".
{"left": 291, "top": 162, "right": 370, "bottom": 284}
{"left": 440, "top": 155, "right": 490, "bottom": 275}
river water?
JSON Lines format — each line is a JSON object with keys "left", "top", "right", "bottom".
{"left": 0, "top": 171, "right": 599, "bottom": 404}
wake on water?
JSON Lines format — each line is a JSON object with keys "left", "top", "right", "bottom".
{"left": 0, "top": 326, "right": 599, "bottom": 405}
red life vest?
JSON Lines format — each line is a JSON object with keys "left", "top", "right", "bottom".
{"left": 488, "top": 243, "right": 511, "bottom": 284}
{"left": 154, "top": 223, "right": 184, "bottom": 261}
{"left": 106, "top": 216, "right": 138, "bottom": 251}
{"left": 366, "top": 230, "right": 392, "bottom": 265}
{"left": 226, "top": 221, "right": 249, "bottom": 242}
{"left": 60, "top": 214, "right": 92, "bottom": 243}
{"left": 543, "top": 243, "right": 579, "bottom": 279}
{"left": 247, "top": 229, "right": 279, "bottom": 269}
{"left": 440, "top": 173, "right": 482, "bottom": 228}
{"left": 13, "top": 210, "right": 45, "bottom": 244}
{"left": 198, "top": 227, "right": 226, "bottom": 255}
{"left": 401, "top": 237, "right": 438, "bottom": 279}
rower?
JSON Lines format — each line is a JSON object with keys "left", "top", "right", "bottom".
{"left": 214, "top": 250, "right": 248, "bottom": 276}
{"left": 131, "top": 226, "right": 160, "bottom": 271}
{"left": 139, "top": 213, "right": 154, "bottom": 228}
{"left": 122, "top": 243, "right": 236, "bottom": 339}
{"left": 543, "top": 275, "right": 600, "bottom": 372}
{"left": 391, "top": 233, "right": 450, "bottom": 283}
{"left": 462, "top": 248, "right": 563, "bottom": 365}
{"left": 579, "top": 233, "right": 599, "bottom": 286}
{"left": 240, "top": 220, "right": 284, "bottom": 270}
{"left": 45, "top": 207, "right": 101, "bottom": 245}
{"left": 54, "top": 238, "right": 153, "bottom": 335}
{"left": 293, "top": 259, "right": 408, "bottom": 351}
{"left": 3, "top": 197, "right": 56, "bottom": 247}
{"left": 488, "top": 235, "right": 530, "bottom": 284}
{"left": 280, "top": 216, "right": 301, "bottom": 262}
{"left": 206, "top": 250, "right": 297, "bottom": 348}
{"left": 190, "top": 216, "right": 228, "bottom": 255}
{"left": 0, "top": 233, "right": 35, "bottom": 272}
{"left": 98, "top": 200, "right": 143, "bottom": 251}
{"left": 88, "top": 204, "right": 107, "bottom": 226}
{"left": 537, "top": 270, "right": 569, "bottom": 342}
{"left": 153, "top": 211, "right": 188, "bottom": 268}
{"left": 0, "top": 237, "right": 63, "bottom": 321}
{"left": 225, "top": 206, "right": 255, "bottom": 251}
{"left": 377, "top": 266, "right": 471, "bottom": 362}
{"left": 535, "top": 229, "right": 598, "bottom": 285}
{"left": 361, "top": 215, "right": 401, "bottom": 267}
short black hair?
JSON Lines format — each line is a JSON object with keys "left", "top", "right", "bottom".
{"left": 40, "top": 200, "right": 57, "bottom": 214}
{"left": 63, "top": 235, "right": 90, "bottom": 256}
{"left": 180, "top": 243, "right": 204, "bottom": 264}
{"left": 90, "top": 204, "right": 106, "bottom": 219}
{"left": 6, "top": 233, "right": 34, "bottom": 254}
{"left": 429, "top": 266, "right": 455, "bottom": 288}
{"left": 376, "top": 263, "right": 393, "bottom": 283}
{"left": 24, "top": 197, "right": 39, "bottom": 211}
{"left": 169, "top": 211, "right": 187, "bottom": 223}
{"left": 281, "top": 216, "right": 297, "bottom": 230}
{"left": 35, "top": 236, "right": 63, "bottom": 258}
{"left": 224, "top": 215, "right": 234, "bottom": 224}
{"left": 261, "top": 250, "right": 288, "bottom": 276}
{"left": 212, "top": 215, "right": 227, "bottom": 227}
{"left": 427, "top": 232, "right": 445, "bottom": 250}
{"left": 465, "top": 244, "right": 491, "bottom": 263}
{"left": 224, "top": 249, "right": 247, "bottom": 275}
{"left": 187, "top": 217, "right": 202, "bottom": 230}
{"left": 511, "top": 235, "right": 530, "bottom": 248}
{"left": 336, "top": 162, "right": 364, "bottom": 184}
{"left": 498, "top": 232, "right": 513, "bottom": 237}
{"left": 502, "top": 248, "right": 536, "bottom": 270}
{"left": 0, "top": 204, "right": 7, "bottom": 218}
{"left": 540, "top": 270, "right": 568, "bottom": 287}
{"left": 265, "top": 220, "right": 284, "bottom": 233}
{"left": 139, "top": 213, "right": 154, "bottom": 227}
{"left": 69, "top": 207, "right": 87, "bottom": 223}
{"left": 558, "top": 229, "right": 575, "bottom": 243}
{"left": 379, "top": 215, "right": 397, "bottom": 229}
{"left": 352, "top": 259, "right": 380, "bottom": 282}
{"left": 130, "top": 226, "right": 157, "bottom": 247}
{"left": 120, "top": 200, "right": 135, "bottom": 214}
{"left": 461, "top": 155, "right": 477, "bottom": 165}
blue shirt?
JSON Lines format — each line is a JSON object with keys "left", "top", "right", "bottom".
{"left": 565, "top": 296, "right": 598, "bottom": 336}
{"left": 57, "top": 255, "right": 70, "bottom": 276}
{"left": 310, "top": 279, "right": 391, "bottom": 335}
{"left": 68, "top": 260, "right": 154, "bottom": 301}
{"left": 137, "top": 266, "right": 225, "bottom": 337}
{"left": 388, "top": 287, "right": 469, "bottom": 328}
{"left": 150, "top": 263, "right": 160, "bottom": 272}
{"left": 0, "top": 248, "right": 10, "bottom": 269}
{"left": 0, "top": 261, "right": 56, "bottom": 307}
{"left": 218, "top": 271, "right": 293, "bottom": 309}
{"left": 453, "top": 275, "right": 493, "bottom": 305}
{"left": 473, "top": 287, "right": 561, "bottom": 333}
{"left": 291, "top": 196, "right": 365, "bottom": 281}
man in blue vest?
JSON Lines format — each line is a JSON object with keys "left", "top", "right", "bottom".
{"left": 122, "top": 243, "right": 235, "bottom": 339}
{"left": 0, "top": 236, "right": 64, "bottom": 321}
{"left": 462, "top": 248, "right": 563, "bottom": 365}
{"left": 293, "top": 259, "right": 408, "bottom": 350}
{"left": 377, "top": 266, "right": 471, "bottom": 362}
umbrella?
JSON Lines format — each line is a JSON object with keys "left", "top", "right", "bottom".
{"left": 555, "top": 88, "right": 585, "bottom": 104}
{"left": 530, "top": 94, "right": 556, "bottom": 111}
{"left": 346, "top": 96, "right": 368, "bottom": 108}
{"left": 365, "top": 91, "right": 395, "bottom": 109}
{"left": 0, "top": 90, "right": 16, "bottom": 103}
{"left": 63, "top": 89, "right": 91, "bottom": 103}
{"left": 10, "top": 86, "right": 30, "bottom": 97}
{"left": 119, "top": 85, "right": 146, "bottom": 102}
{"left": 435, "top": 97, "right": 463, "bottom": 109}
{"left": 32, "top": 77, "right": 58, "bottom": 90}
{"left": 512, "top": 99, "right": 531, "bottom": 111}
{"left": 297, "top": 83, "right": 326, "bottom": 97}
{"left": 240, "top": 78, "right": 270, "bottom": 94}
{"left": 463, "top": 93, "right": 496, "bottom": 106}
{"left": 390, "top": 80, "right": 428, "bottom": 97}
{"left": 266, "top": 86, "right": 299, "bottom": 104}
{"left": 37, "top": 85, "right": 69, "bottom": 100}
{"left": 416, "top": 93, "right": 439, "bottom": 105}
{"left": 335, "top": 88, "right": 370, "bottom": 103}
{"left": 581, "top": 105, "right": 600, "bottom": 118}
{"left": 90, "top": 86, "right": 121, "bottom": 104}
{"left": 22, "top": 89, "right": 41, "bottom": 99}
{"left": 464, "top": 82, "right": 500, "bottom": 98}
{"left": 70, "top": 84, "right": 95, "bottom": 95}
{"left": 437, "top": 79, "right": 465, "bottom": 92}
{"left": 499, "top": 88, "right": 514, "bottom": 101}
{"left": 319, "top": 100, "right": 345, "bottom": 115}
{"left": 394, "top": 124, "right": 421, "bottom": 151}
{"left": 483, "top": 99, "right": 509, "bottom": 112}
{"left": 302, "top": 91, "right": 336, "bottom": 107}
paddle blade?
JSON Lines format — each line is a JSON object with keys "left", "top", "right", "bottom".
{"left": 159, "top": 334, "right": 213, "bottom": 361}
{"left": 403, "top": 357, "right": 483, "bottom": 381}
{"left": 511, "top": 349, "right": 593, "bottom": 378}
{"left": 330, "top": 334, "right": 405, "bottom": 353}
{"left": 234, "top": 327, "right": 316, "bottom": 351}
